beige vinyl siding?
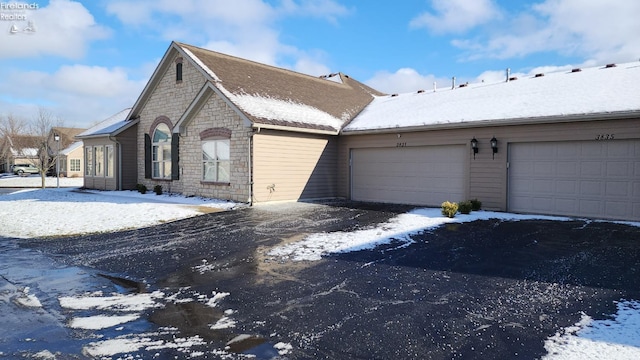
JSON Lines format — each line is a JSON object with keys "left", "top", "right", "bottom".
{"left": 65, "top": 146, "right": 84, "bottom": 178}
{"left": 253, "top": 130, "right": 337, "bottom": 203}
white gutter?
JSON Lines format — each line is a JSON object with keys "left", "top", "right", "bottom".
{"left": 252, "top": 123, "right": 339, "bottom": 135}
{"left": 340, "top": 111, "right": 640, "bottom": 135}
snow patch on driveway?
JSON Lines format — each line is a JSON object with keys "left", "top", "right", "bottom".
{"left": 267, "top": 208, "right": 574, "bottom": 261}
{"left": 543, "top": 300, "right": 640, "bottom": 359}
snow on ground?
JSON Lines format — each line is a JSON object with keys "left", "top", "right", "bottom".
{"left": 543, "top": 300, "right": 640, "bottom": 359}
{"left": 59, "top": 291, "right": 165, "bottom": 312}
{"left": 0, "top": 177, "right": 238, "bottom": 238}
{"left": 0, "top": 174, "right": 84, "bottom": 188}
{"left": 265, "top": 207, "right": 640, "bottom": 359}
{"left": 267, "top": 207, "right": 577, "bottom": 261}
{"left": 3, "top": 175, "right": 640, "bottom": 358}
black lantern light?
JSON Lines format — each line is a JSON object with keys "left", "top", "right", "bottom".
{"left": 470, "top": 138, "right": 478, "bottom": 159}
{"left": 490, "top": 136, "right": 498, "bottom": 159}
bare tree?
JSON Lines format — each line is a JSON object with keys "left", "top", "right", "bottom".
{"left": 0, "top": 113, "right": 27, "bottom": 136}
{"left": 0, "top": 113, "right": 29, "bottom": 173}
{"left": 29, "top": 108, "right": 64, "bottom": 188}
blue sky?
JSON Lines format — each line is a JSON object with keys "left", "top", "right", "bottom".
{"left": 1, "top": 0, "right": 639, "bottom": 128}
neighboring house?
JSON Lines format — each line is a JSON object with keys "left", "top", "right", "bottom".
{"left": 119, "top": 41, "right": 639, "bottom": 221}
{"left": 48, "top": 127, "right": 86, "bottom": 176}
{"left": 76, "top": 108, "right": 138, "bottom": 190}
{"left": 127, "top": 41, "right": 381, "bottom": 203}
{"left": 0, "top": 135, "right": 39, "bottom": 173}
{"left": 59, "top": 141, "right": 84, "bottom": 178}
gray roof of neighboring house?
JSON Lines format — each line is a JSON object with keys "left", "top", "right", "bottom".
{"left": 77, "top": 108, "right": 135, "bottom": 138}
{"left": 130, "top": 42, "right": 384, "bottom": 134}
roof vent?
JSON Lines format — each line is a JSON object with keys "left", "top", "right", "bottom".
{"left": 534, "top": 73, "right": 544, "bottom": 78}
{"left": 605, "top": 63, "right": 617, "bottom": 68}
{"left": 417, "top": 89, "right": 425, "bottom": 94}
{"left": 509, "top": 77, "right": 518, "bottom": 81}
{"left": 571, "top": 68, "right": 582, "bottom": 73}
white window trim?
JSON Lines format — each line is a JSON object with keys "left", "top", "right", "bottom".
{"left": 152, "top": 124, "right": 172, "bottom": 179}
{"left": 105, "top": 145, "right": 114, "bottom": 178}
{"left": 202, "top": 139, "right": 230, "bottom": 183}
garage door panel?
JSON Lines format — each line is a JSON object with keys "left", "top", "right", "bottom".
{"left": 556, "top": 180, "right": 577, "bottom": 194}
{"left": 557, "top": 162, "right": 578, "bottom": 176}
{"left": 509, "top": 140, "right": 639, "bottom": 221}
{"left": 606, "top": 182, "right": 629, "bottom": 196}
{"left": 605, "top": 202, "right": 629, "bottom": 217}
{"left": 533, "top": 179, "right": 553, "bottom": 192}
{"left": 580, "top": 181, "right": 603, "bottom": 195}
{"left": 606, "top": 162, "right": 631, "bottom": 176}
{"left": 556, "top": 199, "right": 577, "bottom": 213}
{"left": 351, "top": 145, "right": 465, "bottom": 206}
{"left": 580, "top": 162, "right": 605, "bottom": 176}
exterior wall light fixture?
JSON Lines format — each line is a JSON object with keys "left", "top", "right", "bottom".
{"left": 471, "top": 138, "right": 478, "bottom": 159}
{"left": 490, "top": 137, "right": 498, "bottom": 159}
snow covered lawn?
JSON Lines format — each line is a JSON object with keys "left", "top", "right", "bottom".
{"left": 0, "top": 185, "right": 238, "bottom": 239}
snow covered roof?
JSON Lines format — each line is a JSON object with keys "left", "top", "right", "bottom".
{"left": 77, "top": 108, "right": 135, "bottom": 138}
{"left": 175, "top": 42, "right": 383, "bottom": 133}
{"left": 61, "top": 141, "right": 82, "bottom": 155}
{"left": 11, "top": 147, "right": 37, "bottom": 157}
{"left": 344, "top": 62, "right": 640, "bottom": 133}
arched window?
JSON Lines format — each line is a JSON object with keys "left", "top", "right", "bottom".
{"left": 175, "top": 57, "right": 183, "bottom": 83}
{"left": 152, "top": 123, "right": 171, "bottom": 179}
{"left": 176, "top": 62, "right": 183, "bottom": 82}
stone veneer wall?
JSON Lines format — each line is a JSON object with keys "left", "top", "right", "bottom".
{"left": 179, "top": 94, "right": 252, "bottom": 202}
{"left": 136, "top": 52, "right": 252, "bottom": 203}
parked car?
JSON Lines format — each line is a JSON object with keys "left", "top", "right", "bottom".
{"left": 12, "top": 164, "right": 40, "bottom": 175}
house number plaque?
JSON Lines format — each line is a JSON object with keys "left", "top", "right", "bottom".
{"left": 396, "top": 142, "right": 407, "bottom": 147}
{"left": 595, "top": 134, "right": 615, "bottom": 140}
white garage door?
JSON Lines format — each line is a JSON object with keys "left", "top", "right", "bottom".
{"left": 351, "top": 145, "right": 466, "bottom": 206}
{"left": 508, "top": 140, "right": 640, "bottom": 221}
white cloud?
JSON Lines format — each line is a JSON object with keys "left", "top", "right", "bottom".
{"left": 366, "top": 68, "right": 452, "bottom": 94}
{"left": 279, "top": 0, "right": 351, "bottom": 23}
{"left": 452, "top": 0, "right": 640, "bottom": 64}
{"left": 51, "top": 65, "right": 133, "bottom": 97}
{"left": 105, "top": 0, "right": 347, "bottom": 70}
{"left": 292, "top": 55, "right": 331, "bottom": 77}
{"left": 0, "top": 65, "right": 146, "bottom": 127}
{"left": 410, "top": 0, "right": 501, "bottom": 34}
{"left": 0, "top": 0, "right": 110, "bottom": 59}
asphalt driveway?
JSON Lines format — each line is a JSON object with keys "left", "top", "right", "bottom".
{"left": 18, "top": 201, "right": 640, "bottom": 359}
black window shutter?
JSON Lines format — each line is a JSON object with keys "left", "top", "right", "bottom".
{"left": 144, "top": 133, "right": 151, "bottom": 179}
{"left": 171, "top": 133, "right": 180, "bottom": 180}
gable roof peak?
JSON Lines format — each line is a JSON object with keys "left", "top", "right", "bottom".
{"left": 171, "top": 41, "right": 382, "bottom": 133}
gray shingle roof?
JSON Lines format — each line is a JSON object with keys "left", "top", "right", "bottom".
{"left": 177, "top": 42, "right": 383, "bottom": 133}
